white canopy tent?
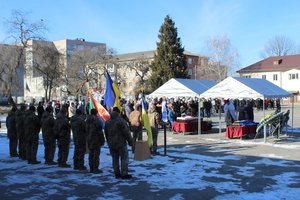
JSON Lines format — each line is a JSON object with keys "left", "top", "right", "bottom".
{"left": 199, "top": 77, "right": 291, "bottom": 99}
{"left": 149, "top": 78, "right": 217, "bottom": 98}
{"left": 199, "top": 77, "right": 292, "bottom": 141}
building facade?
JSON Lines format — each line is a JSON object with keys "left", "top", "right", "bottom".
{"left": 8, "top": 38, "right": 106, "bottom": 103}
{"left": 237, "top": 54, "right": 300, "bottom": 102}
{"left": 112, "top": 50, "right": 209, "bottom": 98}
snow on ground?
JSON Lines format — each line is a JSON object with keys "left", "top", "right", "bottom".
{"left": 0, "top": 127, "right": 300, "bottom": 200}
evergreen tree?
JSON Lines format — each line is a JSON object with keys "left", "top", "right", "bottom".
{"left": 149, "top": 15, "right": 188, "bottom": 91}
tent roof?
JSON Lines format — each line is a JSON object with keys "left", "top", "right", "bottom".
{"left": 199, "top": 77, "right": 292, "bottom": 99}
{"left": 149, "top": 78, "right": 216, "bottom": 98}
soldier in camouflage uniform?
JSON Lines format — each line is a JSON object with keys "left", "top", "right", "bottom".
{"left": 70, "top": 109, "right": 87, "bottom": 170}
{"left": 6, "top": 107, "right": 18, "bottom": 157}
{"left": 55, "top": 107, "right": 71, "bottom": 168}
{"left": 148, "top": 103, "right": 161, "bottom": 155}
{"left": 15, "top": 104, "right": 27, "bottom": 160}
{"left": 41, "top": 106, "right": 57, "bottom": 165}
{"left": 25, "top": 106, "right": 41, "bottom": 164}
{"left": 86, "top": 109, "right": 105, "bottom": 174}
{"left": 105, "top": 107, "right": 133, "bottom": 179}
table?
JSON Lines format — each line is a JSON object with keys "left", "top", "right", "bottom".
{"left": 172, "top": 120, "right": 211, "bottom": 134}
{"left": 225, "top": 125, "right": 257, "bottom": 139}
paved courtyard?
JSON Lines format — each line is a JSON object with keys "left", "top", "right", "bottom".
{"left": 0, "top": 104, "right": 299, "bottom": 199}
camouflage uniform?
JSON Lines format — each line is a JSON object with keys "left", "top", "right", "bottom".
{"left": 55, "top": 108, "right": 71, "bottom": 167}
{"left": 24, "top": 106, "right": 41, "bottom": 164}
{"left": 86, "top": 111, "right": 105, "bottom": 173}
{"left": 70, "top": 111, "right": 87, "bottom": 170}
{"left": 105, "top": 110, "right": 133, "bottom": 179}
{"left": 15, "top": 104, "right": 27, "bottom": 160}
{"left": 41, "top": 107, "right": 57, "bottom": 165}
{"left": 148, "top": 103, "right": 161, "bottom": 155}
{"left": 6, "top": 107, "right": 18, "bottom": 157}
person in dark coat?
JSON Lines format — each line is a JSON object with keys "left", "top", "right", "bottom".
{"left": 55, "top": 107, "right": 71, "bottom": 167}
{"left": 245, "top": 101, "right": 254, "bottom": 121}
{"left": 237, "top": 100, "right": 247, "bottom": 121}
{"left": 70, "top": 109, "right": 87, "bottom": 170}
{"left": 15, "top": 104, "right": 27, "bottom": 160}
{"left": 104, "top": 107, "right": 133, "bottom": 179}
{"left": 41, "top": 106, "right": 57, "bottom": 165}
{"left": 6, "top": 107, "right": 18, "bottom": 157}
{"left": 86, "top": 109, "right": 105, "bottom": 174}
{"left": 24, "top": 105, "right": 41, "bottom": 164}
{"left": 37, "top": 101, "right": 45, "bottom": 122}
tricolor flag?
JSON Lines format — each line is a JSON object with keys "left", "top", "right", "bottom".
{"left": 141, "top": 98, "right": 153, "bottom": 147}
{"left": 89, "top": 95, "right": 110, "bottom": 121}
{"left": 103, "top": 71, "right": 121, "bottom": 111}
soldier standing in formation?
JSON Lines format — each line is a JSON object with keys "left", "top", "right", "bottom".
{"left": 70, "top": 109, "right": 87, "bottom": 170}
{"left": 105, "top": 107, "right": 133, "bottom": 179}
{"left": 55, "top": 107, "right": 71, "bottom": 167}
{"left": 15, "top": 104, "right": 27, "bottom": 160}
{"left": 86, "top": 108, "right": 105, "bottom": 174}
{"left": 25, "top": 106, "right": 41, "bottom": 164}
{"left": 6, "top": 107, "right": 18, "bottom": 157}
{"left": 41, "top": 106, "right": 57, "bottom": 165}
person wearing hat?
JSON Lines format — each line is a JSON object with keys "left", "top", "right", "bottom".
{"left": 6, "top": 107, "right": 18, "bottom": 157}
{"left": 24, "top": 105, "right": 41, "bottom": 164}
{"left": 55, "top": 107, "right": 71, "bottom": 167}
{"left": 104, "top": 107, "right": 133, "bottom": 179}
{"left": 41, "top": 106, "right": 57, "bottom": 165}
{"left": 70, "top": 109, "right": 87, "bottom": 170}
{"left": 86, "top": 108, "right": 105, "bottom": 173}
{"left": 15, "top": 104, "right": 27, "bottom": 160}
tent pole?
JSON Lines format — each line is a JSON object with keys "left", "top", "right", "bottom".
{"left": 198, "top": 97, "right": 201, "bottom": 135}
{"left": 219, "top": 101, "right": 222, "bottom": 134}
{"left": 291, "top": 95, "right": 294, "bottom": 136}
{"left": 263, "top": 98, "right": 266, "bottom": 143}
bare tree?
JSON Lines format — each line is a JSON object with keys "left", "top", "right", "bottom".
{"left": 66, "top": 46, "right": 115, "bottom": 99}
{"left": 3, "top": 10, "right": 47, "bottom": 104}
{"left": 0, "top": 44, "right": 22, "bottom": 98}
{"left": 260, "top": 35, "right": 296, "bottom": 58}
{"left": 32, "top": 43, "right": 63, "bottom": 101}
{"left": 203, "top": 35, "right": 240, "bottom": 82}
{"left": 124, "top": 56, "right": 151, "bottom": 94}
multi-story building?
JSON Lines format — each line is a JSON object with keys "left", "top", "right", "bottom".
{"left": 237, "top": 54, "right": 300, "bottom": 102}
{"left": 112, "top": 50, "right": 209, "bottom": 99}
{"left": 3, "top": 38, "right": 106, "bottom": 103}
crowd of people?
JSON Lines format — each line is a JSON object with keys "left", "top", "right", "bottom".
{"left": 4, "top": 96, "right": 282, "bottom": 179}
{"left": 5, "top": 101, "right": 133, "bottom": 179}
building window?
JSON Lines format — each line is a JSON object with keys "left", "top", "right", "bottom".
{"left": 244, "top": 75, "right": 251, "bottom": 78}
{"left": 273, "top": 74, "right": 278, "bottom": 81}
{"left": 262, "top": 75, "right": 266, "bottom": 79}
{"left": 187, "top": 58, "right": 192, "bottom": 64}
{"left": 289, "top": 73, "right": 299, "bottom": 80}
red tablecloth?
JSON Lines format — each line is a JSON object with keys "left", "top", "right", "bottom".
{"left": 226, "top": 125, "right": 257, "bottom": 138}
{"left": 172, "top": 120, "right": 210, "bottom": 133}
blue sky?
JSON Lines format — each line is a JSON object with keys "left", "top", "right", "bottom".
{"left": 1, "top": 0, "right": 300, "bottom": 68}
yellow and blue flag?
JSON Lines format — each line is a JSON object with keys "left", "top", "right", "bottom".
{"left": 141, "top": 98, "right": 153, "bottom": 147}
{"left": 103, "top": 71, "right": 121, "bottom": 111}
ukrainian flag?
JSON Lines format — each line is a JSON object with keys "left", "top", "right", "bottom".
{"left": 142, "top": 98, "right": 153, "bottom": 147}
{"left": 103, "top": 71, "right": 121, "bottom": 111}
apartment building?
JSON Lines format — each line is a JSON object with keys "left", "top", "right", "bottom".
{"left": 112, "top": 50, "right": 209, "bottom": 98}
{"left": 5, "top": 38, "right": 106, "bottom": 103}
